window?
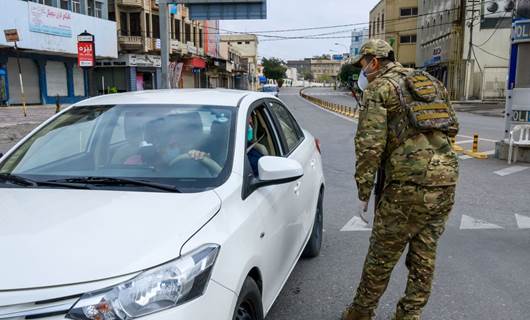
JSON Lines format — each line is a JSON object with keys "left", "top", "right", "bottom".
{"left": 400, "top": 34, "right": 417, "bottom": 44}
{"left": 381, "top": 13, "right": 385, "bottom": 30}
{"left": 175, "top": 19, "right": 181, "bottom": 41}
{"left": 130, "top": 12, "right": 141, "bottom": 36}
{"left": 268, "top": 102, "right": 304, "bottom": 154}
{"left": 109, "top": 12, "right": 116, "bottom": 21}
{"left": 245, "top": 41, "right": 250, "bottom": 44}
{"left": 185, "top": 23, "right": 191, "bottom": 43}
{"left": 246, "top": 106, "right": 280, "bottom": 176}
{"left": 400, "top": 7, "right": 418, "bottom": 17}
{"left": 120, "top": 12, "right": 128, "bottom": 36}
{"left": 152, "top": 15, "right": 160, "bottom": 39}
{"left": 0, "top": 105, "right": 237, "bottom": 190}
{"left": 87, "top": 0, "right": 94, "bottom": 16}
{"left": 33, "top": 0, "right": 53, "bottom": 5}
{"left": 146, "top": 13, "right": 151, "bottom": 37}
{"left": 237, "top": 41, "right": 243, "bottom": 45}
{"left": 95, "top": 1, "right": 103, "bottom": 18}
{"left": 60, "top": 0, "right": 69, "bottom": 10}
{"left": 199, "top": 29, "right": 203, "bottom": 48}
{"left": 72, "top": 0, "right": 80, "bottom": 13}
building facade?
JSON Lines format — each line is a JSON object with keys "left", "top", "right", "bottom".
{"left": 0, "top": 0, "right": 117, "bottom": 105}
{"left": 95, "top": 2, "right": 213, "bottom": 93}
{"left": 310, "top": 59, "right": 342, "bottom": 83}
{"left": 220, "top": 34, "right": 258, "bottom": 90}
{"left": 350, "top": 28, "right": 369, "bottom": 56}
{"left": 369, "top": 0, "right": 418, "bottom": 67}
{"left": 286, "top": 59, "right": 311, "bottom": 78}
{"left": 416, "top": 0, "right": 512, "bottom": 100}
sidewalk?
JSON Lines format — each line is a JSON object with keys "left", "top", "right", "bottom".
{"left": 0, "top": 105, "right": 60, "bottom": 154}
{"left": 452, "top": 101, "right": 505, "bottom": 118}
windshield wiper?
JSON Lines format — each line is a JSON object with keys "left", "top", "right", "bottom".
{"left": 0, "top": 173, "right": 91, "bottom": 189}
{"left": 47, "top": 177, "right": 182, "bottom": 193}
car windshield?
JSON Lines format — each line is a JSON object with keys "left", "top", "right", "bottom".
{"left": 262, "top": 86, "right": 277, "bottom": 92}
{"left": 0, "top": 104, "right": 235, "bottom": 192}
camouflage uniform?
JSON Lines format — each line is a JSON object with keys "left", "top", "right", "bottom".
{"left": 345, "top": 39, "right": 459, "bottom": 320}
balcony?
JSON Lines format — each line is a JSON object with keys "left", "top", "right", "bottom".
{"left": 119, "top": 35, "right": 143, "bottom": 49}
{"left": 116, "top": 0, "right": 144, "bottom": 8}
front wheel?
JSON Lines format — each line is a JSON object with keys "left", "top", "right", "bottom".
{"left": 232, "top": 277, "right": 264, "bottom": 320}
{"left": 301, "top": 189, "right": 324, "bottom": 258}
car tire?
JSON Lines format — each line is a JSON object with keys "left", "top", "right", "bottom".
{"left": 232, "top": 277, "right": 264, "bottom": 320}
{"left": 301, "top": 189, "right": 324, "bottom": 259}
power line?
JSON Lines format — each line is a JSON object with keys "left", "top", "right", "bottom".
{"left": 215, "top": 0, "right": 499, "bottom": 36}
{"left": 472, "top": 44, "right": 510, "bottom": 61}
{"left": 258, "top": 11, "right": 504, "bottom": 42}
{"left": 474, "top": 12, "right": 508, "bottom": 47}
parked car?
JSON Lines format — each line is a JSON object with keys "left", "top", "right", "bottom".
{"left": 261, "top": 84, "right": 279, "bottom": 97}
{"left": 0, "top": 89, "right": 325, "bottom": 320}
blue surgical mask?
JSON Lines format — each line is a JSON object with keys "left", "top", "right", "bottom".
{"left": 247, "top": 126, "right": 254, "bottom": 142}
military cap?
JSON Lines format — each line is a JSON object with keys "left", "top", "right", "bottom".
{"left": 351, "top": 39, "right": 394, "bottom": 67}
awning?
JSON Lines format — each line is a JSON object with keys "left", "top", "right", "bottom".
{"left": 186, "top": 57, "right": 206, "bottom": 69}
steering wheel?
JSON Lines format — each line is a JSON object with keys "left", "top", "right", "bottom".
{"left": 169, "top": 152, "right": 223, "bottom": 176}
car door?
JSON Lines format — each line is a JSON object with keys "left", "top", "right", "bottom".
{"left": 266, "top": 100, "right": 318, "bottom": 250}
{"left": 241, "top": 102, "right": 302, "bottom": 309}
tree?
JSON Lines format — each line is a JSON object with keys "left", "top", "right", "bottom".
{"left": 302, "top": 70, "right": 314, "bottom": 82}
{"left": 262, "top": 57, "right": 287, "bottom": 87}
{"left": 338, "top": 63, "right": 361, "bottom": 88}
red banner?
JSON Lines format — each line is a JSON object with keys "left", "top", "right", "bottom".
{"left": 77, "top": 41, "right": 94, "bottom": 67}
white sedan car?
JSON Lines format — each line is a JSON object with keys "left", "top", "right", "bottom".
{"left": 0, "top": 89, "right": 324, "bottom": 320}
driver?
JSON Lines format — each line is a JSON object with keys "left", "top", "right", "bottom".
{"left": 161, "top": 113, "right": 222, "bottom": 175}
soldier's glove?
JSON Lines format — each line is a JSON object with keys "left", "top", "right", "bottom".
{"left": 357, "top": 200, "right": 369, "bottom": 224}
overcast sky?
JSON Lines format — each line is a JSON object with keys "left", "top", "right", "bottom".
{"left": 220, "top": 0, "right": 380, "bottom": 61}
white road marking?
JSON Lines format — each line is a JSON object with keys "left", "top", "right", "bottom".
{"left": 494, "top": 166, "right": 530, "bottom": 176}
{"left": 341, "top": 216, "right": 372, "bottom": 231}
{"left": 456, "top": 139, "right": 474, "bottom": 144}
{"left": 457, "top": 134, "right": 497, "bottom": 143}
{"left": 515, "top": 214, "right": 530, "bottom": 229}
{"left": 459, "top": 155, "right": 473, "bottom": 160}
{"left": 460, "top": 215, "right": 503, "bottom": 230}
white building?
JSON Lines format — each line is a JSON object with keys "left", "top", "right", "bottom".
{"left": 350, "top": 28, "right": 369, "bottom": 57}
{"left": 416, "top": 0, "right": 512, "bottom": 100}
{"left": 0, "top": 0, "right": 117, "bottom": 105}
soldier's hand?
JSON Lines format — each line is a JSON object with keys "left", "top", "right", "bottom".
{"left": 358, "top": 201, "right": 369, "bottom": 224}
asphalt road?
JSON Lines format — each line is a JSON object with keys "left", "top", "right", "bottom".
{"left": 266, "top": 87, "right": 530, "bottom": 320}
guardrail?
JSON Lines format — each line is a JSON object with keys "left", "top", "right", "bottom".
{"left": 299, "top": 88, "right": 358, "bottom": 119}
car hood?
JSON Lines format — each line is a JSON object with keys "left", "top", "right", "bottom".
{"left": 0, "top": 188, "right": 221, "bottom": 290}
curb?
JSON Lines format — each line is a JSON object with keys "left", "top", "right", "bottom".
{"left": 299, "top": 87, "right": 358, "bottom": 120}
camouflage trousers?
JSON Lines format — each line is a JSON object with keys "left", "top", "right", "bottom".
{"left": 351, "top": 183, "right": 456, "bottom": 320}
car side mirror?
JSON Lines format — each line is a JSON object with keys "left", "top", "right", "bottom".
{"left": 242, "top": 156, "right": 304, "bottom": 200}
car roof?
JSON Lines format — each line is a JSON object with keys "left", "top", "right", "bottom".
{"left": 74, "top": 89, "right": 273, "bottom": 108}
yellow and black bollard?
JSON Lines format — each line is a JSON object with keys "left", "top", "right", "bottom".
{"left": 451, "top": 136, "right": 464, "bottom": 153}
{"left": 463, "top": 134, "right": 488, "bottom": 159}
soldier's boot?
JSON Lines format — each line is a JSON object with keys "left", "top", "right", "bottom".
{"left": 341, "top": 305, "right": 373, "bottom": 320}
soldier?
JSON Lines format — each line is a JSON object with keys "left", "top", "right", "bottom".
{"left": 342, "top": 39, "right": 459, "bottom": 320}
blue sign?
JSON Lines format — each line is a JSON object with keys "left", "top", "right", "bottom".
{"left": 332, "top": 54, "right": 344, "bottom": 61}
{"left": 513, "top": 20, "right": 530, "bottom": 43}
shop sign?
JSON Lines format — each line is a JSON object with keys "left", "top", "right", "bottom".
{"left": 28, "top": 2, "right": 72, "bottom": 38}
{"left": 129, "top": 54, "right": 161, "bottom": 67}
{"left": 513, "top": 20, "right": 530, "bottom": 43}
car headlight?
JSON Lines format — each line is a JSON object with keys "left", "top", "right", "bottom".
{"left": 67, "top": 244, "right": 220, "bottom": 320}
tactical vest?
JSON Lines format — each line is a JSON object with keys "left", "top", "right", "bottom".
{"left": 381, "top": 69, "right": 456, "bottom": 156}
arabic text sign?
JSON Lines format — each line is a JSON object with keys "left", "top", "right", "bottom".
{"left": 513, "top": 20, "right": 530, "bottom": 44}
{"left": 78, "top": 42, "right": 95, "bottom": 67}
{"left": 28, "top": 2, "right": 72, "bottom": 38}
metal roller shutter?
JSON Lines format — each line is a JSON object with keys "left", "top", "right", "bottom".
{"left": 46, "top": 61, "right": 68, "bottom": 97}
{"left": 73, "top": 66, "right": 85, "bottom": 96}
{"left": 7, "top": 57, "right": 41, "bottom": 104}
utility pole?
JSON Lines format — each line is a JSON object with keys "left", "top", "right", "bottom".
{"left": 159, "top": 0, "right": 170, "bottom": 89}
{"left": 465, "top": 0, "right": 478, "bottom": 100}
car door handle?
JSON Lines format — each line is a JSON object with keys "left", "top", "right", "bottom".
{"left": 294, "top": 181, "right": 301, "bottom": 195}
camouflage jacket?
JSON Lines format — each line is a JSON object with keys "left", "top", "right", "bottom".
{"left": 354, "top": 62, "right": 459, "bottom": 202}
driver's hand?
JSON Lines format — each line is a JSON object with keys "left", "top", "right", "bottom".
{"left": 188, "top": 150, "right": 210, "bottom": 160}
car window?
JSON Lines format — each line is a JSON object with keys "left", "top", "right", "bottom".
{"left": 0, "top": 104, "right": 236, "bottom": 191}
{"left": 268, "top": 101, "right": 304, "bottom": 154}
{"left": 246, "top": 105, "right": 280, "bottom": 176}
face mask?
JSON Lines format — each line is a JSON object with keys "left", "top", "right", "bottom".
{"left": 162, "top": 146, "right": 182, "bottom": 163}
{"left": 357, "top": 70, "right": 369, "bottom": 92}
{"left": 247, "top": 126, "right": 254, "bottom": 142}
